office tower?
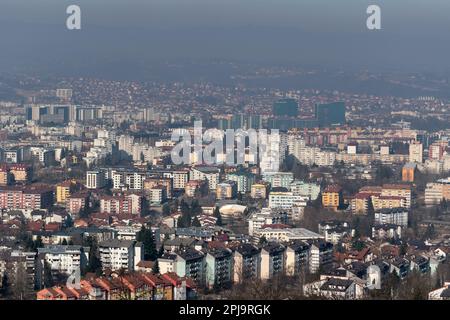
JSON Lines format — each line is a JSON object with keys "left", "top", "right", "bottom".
{"left": 273, "top": 98, "right": 299, "bottom": 117}
{"left": 315, "top": 102, "right": 346, "bottom": 127}
{"left": 218, "top": 114, "right": 263, "bottom": 130}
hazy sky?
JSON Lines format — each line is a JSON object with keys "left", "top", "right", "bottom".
{"left": 1, "top": 0, "right": 450, "bottom": 77}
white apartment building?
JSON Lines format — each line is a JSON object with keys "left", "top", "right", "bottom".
{"left": 262, "top": 171, "right": 294, "bottom": 189}
{"left": 425, "top": 178, "right": 450, "bottom": 206}
{"left": 285, "top": 241, "right": 310, "bottom": 276}
{"left": 190, "top": 167, "right": 220, "bottom": 190}
{"left": 425, "top": 183, "right": 445, "bottom": 205}
{"left": 149, "top": 187, "right": 165, "bottom": 205}
{"left": 260, "top": 243, "right": 285, "bottom": 280}
{"left": 98, "top": 239, "right": 142, "bottom": 272}
{"left": 268, "top": 191, "right": 308, "bottom": 209}
{"left": 289, "top": 180, "right": 321, "bottom": 200}
{"left": 112, "top": 171, "right": 145, "bottom": 190}
{"left": 86, "top": 170, "right": 106, "bottom": 189}
{"left": 248, "top": 208, "right": 289, "bottom": 236}
{"left": 291, "top": 142, "right": 336, "bottom": 167}
{"left": 309, "top": 240, "right": 334, "bottom": 273}
{"left": 409, "top": 142, "right": 423, "bottom": 163}
{"left": 254, "top": 226, "right": 324, "bottom": 243}
{"left": 374, "top": 208, "right": 409, "bottom": 227}
{"left": 38, "top": 245, "right": 89, "bottom": 277}
{"left": 226, "top": 172, "right": 255, "bottom": 193}
{"left": 173, "top": 170, "right": 189, "bottom": 189}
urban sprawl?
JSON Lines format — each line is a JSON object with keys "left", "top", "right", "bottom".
{"left": 0, "top": 78, "right": 450, "bottom": 301}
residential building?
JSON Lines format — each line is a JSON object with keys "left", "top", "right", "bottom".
{"left": 289, "top": 180, "right": 321, "bottom": 201}
{"left": 309, "top": 240, "right": 333, "bottom": 273}
{"left": 428, "top": 282, "right": 450, "bottom": 300}
{"left": 99, "top": 193, "right": 143, "bottom": 215}
{"left": 226, "top": 172, "right": 255, "bottom": 194}
{"left": 0, "top": 184, "right": 54, "bottom": 210}
{"left": 269, "top": 191, "right": 308, "bottom": 209}
{"left": 190, "top": 167, "right": 220, "bottom": 190}
{"left": 205, "top": 248, "right": 233, "bottom": 288}
{"left": 98, "top": 239, "right": 142, "bottom": 272}
{"left": 175, "top": 248, "right": 205, "bottom": 285}
{"left": 402, "top": 163, "right": 416, "bottom": 182}
{"left": 374, "top": 208, "right": 409, "bottom": 227}
{"left": 322, "top": 185, "right": 343, "bottom": 210}
{"left": 260, "top": 243, "right": 285, "bottom": 280}
{"left": 37, "top": 245, "right": 89, "bottom": 284}
{"left": 86, "top": 170, "right": 106, "bottom": 189}
{"left": 250, "top": 183, "right": 268, "bottom": 199}
{"left": 232, "top": 244, "right": 261, "bottom": 283}
{"left": 216, "top": 181, "right": 238, "bottom": 200}
{"left": 409, "top": 141, "right": 423, "bottom": 163}
{"left": 285, "top": 240, "right": 310, "bottom": 276}
{"left": 262, "top": 172, "right": 294, "bottom": 189}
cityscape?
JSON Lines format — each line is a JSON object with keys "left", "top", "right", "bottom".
{"left": 1, "top": 0, "right": 450, "bottom": 305}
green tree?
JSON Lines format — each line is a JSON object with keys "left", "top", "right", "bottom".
{"left": 162, "top": 203, "right": 171, "bottom": 216}
{"left": 43, "top": 261, "right": 54, "bottom": 288}
{"left": 61, "top": 239, "right": 68, "bottom": 245}
{"left": 259, "top": 236, "right": 267, "bottom": 245}
{"left": 180, "top": 199, "right": 190, "bottom": 215}
{"left": 33, "top": 236, "right": 44, "bottom": 252}
{"left": 0, "top": 273, "right": 10, "bottom": 298}
{"left": 352, "top": 240, "right": 366, "bottom": 251}
{"left": 157, "top": 245, "right": 165, "bottom": 258}
{"left": 85, "top": 237, "right": 102, "bottom": 275}
{"left": 192, "top": 216, "right": 202, "bottom": 227}
{"left": 138, "top": 226, "right": 158, "bottom": 261}
{"left": 191, "top": 199, "right": 202, "bottom": 216}
{"left": 152, "top": 260, "right": 160, "bottom": 274}
{"left": 400, "top": 242, "right": 408, "bottom": 256}
{"left": 65, "top": 215, "right": 74, "bottom": 228}
{"left": 213, "top": 207, "right": 223, "bottom": 226}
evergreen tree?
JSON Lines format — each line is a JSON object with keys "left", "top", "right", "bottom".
{"left": 157, "top": 245, "right": 165, "bottom": 258}
{"left": 33, "top": 236, "right": 44, "bottom": 252}
{"left": 86, "top": 237, "right": 102, "bottom": 275}
{"left": 61, "top": 238, "right": 68, "bottom": 245}
{"left": 192, "top": 216, "right": 202, "bottom": 227}
{"left": 152, "top": 260, "right": 160, "bottom": 274}
{"left": 191, "top": 199, "right": 202, "bottom": 216}
{"left": 0, "top": 273, "right": 10, "bottom": 298}
{"left": 177, "top": 211, "right": 192, "bottom": 228}
{"left": 65, "top": 215, "right": 74, "bottom": 228}
{"left": 180, "top": 199, "right": 190, "bottom": 215}
{"left": 213, "top": 207, "right": 223, "bottom": 226}
{"left": 138, "top": 226, "right": 158, "bottom": 261}
{"left": 259, "top": 236, "right": 267, "bottom": 245}
{"left": 400, "top": 242, "right": 408, "bottom": 256}
{"left": 162, "top": 203, "right": 171, "bottom": 216}
{"left": 43, "top": 261, "right": 54, "bottom": 288}
{"left": 25, "top": 236, "right": 34, "bottom": 251}
{"left": 136, "top": 226, "right": 145, "bottom": 242}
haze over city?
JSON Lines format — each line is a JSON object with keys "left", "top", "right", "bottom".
{"left": 1, "top": 0, "right": 450, "bottom": 77}
{"left": 1, "top": 0, "right": 450, "bottom": 308}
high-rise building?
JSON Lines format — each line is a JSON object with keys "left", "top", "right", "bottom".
{"left": 56, "top": 89, "right": 73, "bottom": 101}
{"left": 409, "top": 141, "right": 423, "bottom": 163}
{"left": 315, "top": 102, "right": 346, "bottom": 127}
{"left": 86, "top": 170, "right": 106, "bottom": 189}
{"left": 273, "top": 99, "right": 299, "bottom": 117}
{"left": 25, "top": 105, "right": 76, "bottom": 124}
{"left": 218, "top": 114, "right": 262, "bottom": 130}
